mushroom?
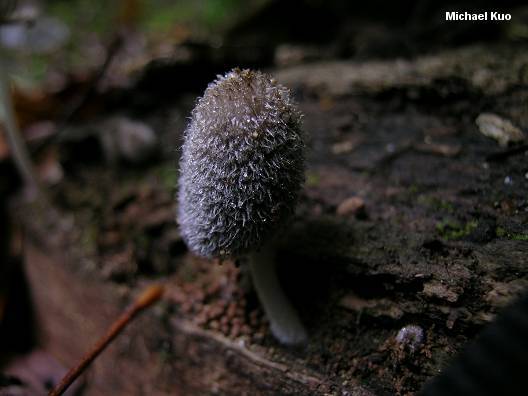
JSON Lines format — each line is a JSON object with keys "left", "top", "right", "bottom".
{"left": 177, "top": 68, "right": 307, "bottom": 345}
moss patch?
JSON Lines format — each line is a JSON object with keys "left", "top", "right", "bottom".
{"left": 436, "top": 219, "right": 478, "bottom": 240}
{"left": 496, "top": 227, "right": 528, "bottom": 241}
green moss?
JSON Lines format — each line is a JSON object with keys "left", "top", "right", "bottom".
{"left": 50, "top": 0, "right": 116, "bottom": 34}
{"left": 408, "top": 184, "right": 419, "bottom": 194}
{"left": 496, "top": 227, "right": 528, "bottom": 241}
{"left": 157, "top": 165, "right": 178, "bottom": 192}
{"left": 436, "top": 219, "right": 478, "bottom": 240}
{"left": 80, "top": 222, "right": 99, "bottom": 253}
{"left": 142, "top": 3, "right": 195, "bottom": 32}
{"left": 511, "top": 233, "right": 528, "bottom": 241}
{"left": 418, "top": 195, "right": 454, "bottom": 213}
{"left": 141, "top": 0, "right": 266, "bottom": 34}
{"left": 305, "top": 171, "right": 320, "bottom": 187}
{"left": 495, "top": 227, "right": 506, "bottom": 237}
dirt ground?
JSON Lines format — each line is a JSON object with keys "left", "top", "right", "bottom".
{"left": 3, "top": 41, "right": 525, "bottom": 395}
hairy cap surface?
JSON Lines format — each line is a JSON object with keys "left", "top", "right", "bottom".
{"left": 178, "top": 69, "right": 304, "bottom": 258}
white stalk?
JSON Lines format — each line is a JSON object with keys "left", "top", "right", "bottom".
{"left": 248, "top": 240, "right": 307, "bottom": 345}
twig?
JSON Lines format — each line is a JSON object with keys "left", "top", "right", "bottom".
{"left": 0, "top": 54, "right": 41, "bottom": 196}
{"left": 40, "top": 35, "right": 124, "bottom": 153}
{"left": 59, "top": 35, "right": 123, "bottom": 126}
{"left": 48, "top": 284, "right": 165, "bottom": 396}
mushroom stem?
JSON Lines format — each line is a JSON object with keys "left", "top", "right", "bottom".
{"left": 248, "top": 241, "right": 307, "bottom": 345}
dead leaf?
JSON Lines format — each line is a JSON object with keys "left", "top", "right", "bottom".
{"left": 2, "top": 349, "right": 83, "bottom": 396}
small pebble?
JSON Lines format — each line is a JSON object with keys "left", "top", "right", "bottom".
{"left": 226, "top": 302, "right": 237, "bottom": 318}
{"left": 181, "top": 301, "right": 192, "bottom": 313}
{"left": 195, "top": 315, "right": 207, "bottom": 326}
{"left": 209, "top": 304, "right": 224, "bottom": 319}
{"left": 336, "top": 196, "right": 366, "bottom": 218}
{"left": 230, "top": 325, "right": 240, "bottom": 338}
{"left": 475, "top": 113, "right": 524, "bottom": 147}
{"left": 209, "top": 320, "right": 220, "bottom": 330}
{"left": 241, "top": 324, "right": 251, "bottom": 335}
{"left": 101, "top": 117, "right": 158, "bottom": 164}
{"left": 194, "top": 290, "right": 205, "bottom": 301}
{"left": 207, "top": 283, "right": 221, "bottom": 295}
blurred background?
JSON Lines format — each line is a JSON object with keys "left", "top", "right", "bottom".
{"left": 1, "top": 0, "right": 528, "bottom": 395}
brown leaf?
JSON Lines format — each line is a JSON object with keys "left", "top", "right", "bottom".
{"left": 2, "top": 349, "right": 83, "bottom": 396}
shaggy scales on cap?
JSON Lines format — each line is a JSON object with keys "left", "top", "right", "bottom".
{"left": 178, "top": 68, "right": 307, "bottom": 344}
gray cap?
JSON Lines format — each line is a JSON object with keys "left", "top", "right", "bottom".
{"left": 178, "top": 68, "right": 305, "bottom": 258}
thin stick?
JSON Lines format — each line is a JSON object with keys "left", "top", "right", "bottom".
{"left": 0, "top": 54, "right": 41, "bottom": 195}
{"left": 48, "top": 284, "right": 165, "bottom": 396}
{"left": 58, "top": 35, "right": 122, "bottom": 127}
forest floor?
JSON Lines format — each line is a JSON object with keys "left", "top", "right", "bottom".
{"left": 2, "top": 40, "right": 527, "bottom": 395}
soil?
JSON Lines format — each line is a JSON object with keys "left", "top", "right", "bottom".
{"left": 9, "top": 43, "right": 528, "bottom": 395}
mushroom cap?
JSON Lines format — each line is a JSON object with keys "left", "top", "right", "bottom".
{"left": 178, "top": 69, "right": 305, "bottom": 258}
